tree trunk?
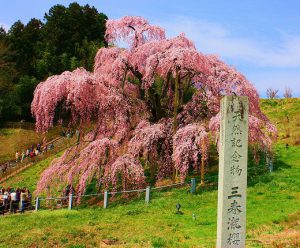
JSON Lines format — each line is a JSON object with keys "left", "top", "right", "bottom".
{"left": 148, "top": 87, "right": 163, "bottom": 121}
{"left": 97, "top": 164, "right": 102, "bottom": 192}
{"left": 123, "top": 164, "right": 127, "bottom": 192}
{"left": 121, "top": 68, "right": 128, "bottom": 92}
{"left": 173, "top": 71, "right": 180, "bottom": 133}
{"left": 172, "top": 70, "right": 180, "bottom": 181}
{"left": 200, "top": 142, "right": 205, "bottom": 185}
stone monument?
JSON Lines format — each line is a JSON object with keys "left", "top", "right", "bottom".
{"left": 216, "top": 96, "right": 249, "bottom": 247}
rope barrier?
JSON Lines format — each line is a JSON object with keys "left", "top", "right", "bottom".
{"left": 39, "top": 196, "right": 69, "bottom": 201}
{"left": 79, "top": 192, "right": 104, "bottom": 197}
{"left": 35, "top": 168, "right": 277, "bottom": 202}
{"left": 34, "top": 181, "right": 188, "bottom": 202}
{"left": 152, "top": 182, "right": 186, "bottom": 190}
{"left": 108, "top": 188, "right": 146, "bottom": 195}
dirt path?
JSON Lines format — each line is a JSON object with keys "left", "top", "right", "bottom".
{"left": 0, "top": 162, "right": 34, "bottom": 184}
{"left": 0, "top": 136, "right": 66, "bottom": 184}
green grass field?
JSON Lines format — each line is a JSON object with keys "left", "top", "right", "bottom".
{"left": 0, "top": 144, "right": 299, "bottom": 247}
{"left": 0, "top": 99, "right": 300, "bottom": 247}
{"left": 260, "top": 98, "right": 300, "bottom": 145}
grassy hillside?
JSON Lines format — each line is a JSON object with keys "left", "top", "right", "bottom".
{"left": 1, "top": 152, "right": 63, "bottom": 192}
{"left": 0, "top": 99, "right": 299, "bottom": 247}
{"left": 260, "top": 98, "right": 300, "bottom": 145}
{"left": 2, "top": 99, "right": 296, "bottom": 163}
{"left": 0, "top": 126, "right": 62, "bottom": 163}
{"left": 0, "top": 144, "right": 299, "bottom": 247}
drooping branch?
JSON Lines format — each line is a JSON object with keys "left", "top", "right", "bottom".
{"left": 32, "top": 16, "right": 277, "bottom": 199}
{"left": 173, "top": 124, "right": 209, "bottom": 181}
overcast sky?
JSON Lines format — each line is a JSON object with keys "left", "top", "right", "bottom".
{"left": 1, "top": 0, "right": 300, "bottom": 97}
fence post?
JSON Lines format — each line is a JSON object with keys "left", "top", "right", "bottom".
{"left": 190, "top": 178, "right": 196, "bottom": 194}
{"left": 103, "top": 190, "right": 108, "bottom": 209}
{"left": 35, "top": 197, "right": 40, "bottom": 211}
{"left": 145, "top": 186, "right": 151, "bottom": 204}
{"left": 269, "top": 160, "right": 273, "bottom": 173}
{"left": 68, "top": 193, "right": 73, "bottom": 210}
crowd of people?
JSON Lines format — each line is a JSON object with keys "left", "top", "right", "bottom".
{"left": 0, "top": 187, "right": 32, "bottom": 215}
{"left": 15, "top": 143, "right": 54, "bottom": 163}
{"left": 14, "top": 128, "right": 78, "bottom": 164}
{"left": 12, "top": 128, "right": 78, "bottom": 165}
{"left": 0, "top": 130, "right": 80, "bottom": 216}
{"left": 0, "top": 184, "right": 76, "bottom": 216}
{"left": 1, "top": 129, "right": 78, "bottom": 183}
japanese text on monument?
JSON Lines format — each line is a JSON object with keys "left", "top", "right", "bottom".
{"left": 216, "top": 96, "right": 248, "bottom": 248}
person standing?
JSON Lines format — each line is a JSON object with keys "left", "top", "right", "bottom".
{"left": 43, "top": 145, "right": 48, "bottom": 153}
{"left": 3, "top": 187, "right": 10, "bottom": 213}
{"left": 26, "top": 148, "right": 30, "bottom": 157}
{"left": 37, "top": 143, "right": 41, "bottom": 152}
{"left": 29, "top": 150, "right": 35, "bottom": 158}
{"left": 16, "top": 188, "right": 21, "bottom": 212}
{"left": 0, "top": 188, "right": 5, "bottom": 215}
{"left": 15, "top": 151, "right": 20, "bottom": 162}
{"left": 20, "top": 189, "right": 28, "bottom": 213}
{"left": 21, "top": 151, "right": 26, "bottom": 162}
{"left": 10, "top": 190, "right": 17, "bottom": 213}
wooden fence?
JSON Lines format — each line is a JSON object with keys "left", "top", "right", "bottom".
{"left": 0, "top": 180, "right": 193, "bottom": 216}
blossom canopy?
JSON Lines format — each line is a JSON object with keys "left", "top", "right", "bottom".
{"left": 32, "top": 16, "right": 277, "bottom": 197}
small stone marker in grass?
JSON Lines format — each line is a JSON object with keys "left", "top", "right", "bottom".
{"left": 216, "top": 96, "right": 249, "bottom": 248}
{"left": 104, "top": 190, "right": 108, "bottom": 209}
{"left": 145, "top": 186, "right": 151, "bottom": 203}
{"left": 190, "top": 178, "right": 196, "bottom": 194}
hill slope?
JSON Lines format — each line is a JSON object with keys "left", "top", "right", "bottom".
{"left": 0, "top": 99, "right": 300, "bottom": 247}
{"left": 0, "top": 145, "right": 299, "bottom": 247}
{"left": 1, "top": 153, "right": 63, "bottom": 191}
{"left": 260, "top": 98, "right": 300, "bottom": 145}
{"left": 0, "top": 125, "right": 62, "bottom": 163}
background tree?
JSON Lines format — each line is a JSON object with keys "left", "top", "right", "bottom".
{"left": 283, "top": 87, "right": 292, "bottom": 99}
{"left": 42, "top": 2, "right": 107, "bottom": 72}
{"left": 0, "top": 2, "right": 107, "bottom": 122}
{"left": 0, "top": 26, "right": 7, "bottom": 39}
{"left": 266, "top": 88, "right": 279, "bottom": 99}
{"left": 8, "top": 19, "right": 43, "bottom": 76}
{"left": 282, "top": 87, "right": 293, "bottom": 138}
{"left": 0, "top": 36, "right": 18, "bottom": 119}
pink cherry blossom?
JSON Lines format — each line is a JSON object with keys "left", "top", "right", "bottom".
{"left": 173, "top": 124, "right": 208, "bottom": 180}
{"left": 32, "top": 16, "right": 277, "bottom": 198}
{"left": 106, "top": 16, "right": 165, "bottom": 49}
{"left": 108, "top": 154, "right": 146, "bottom": 191}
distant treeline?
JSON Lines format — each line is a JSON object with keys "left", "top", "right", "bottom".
{"left": 0, "top": 2, "right": 107, "bottom": 121}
